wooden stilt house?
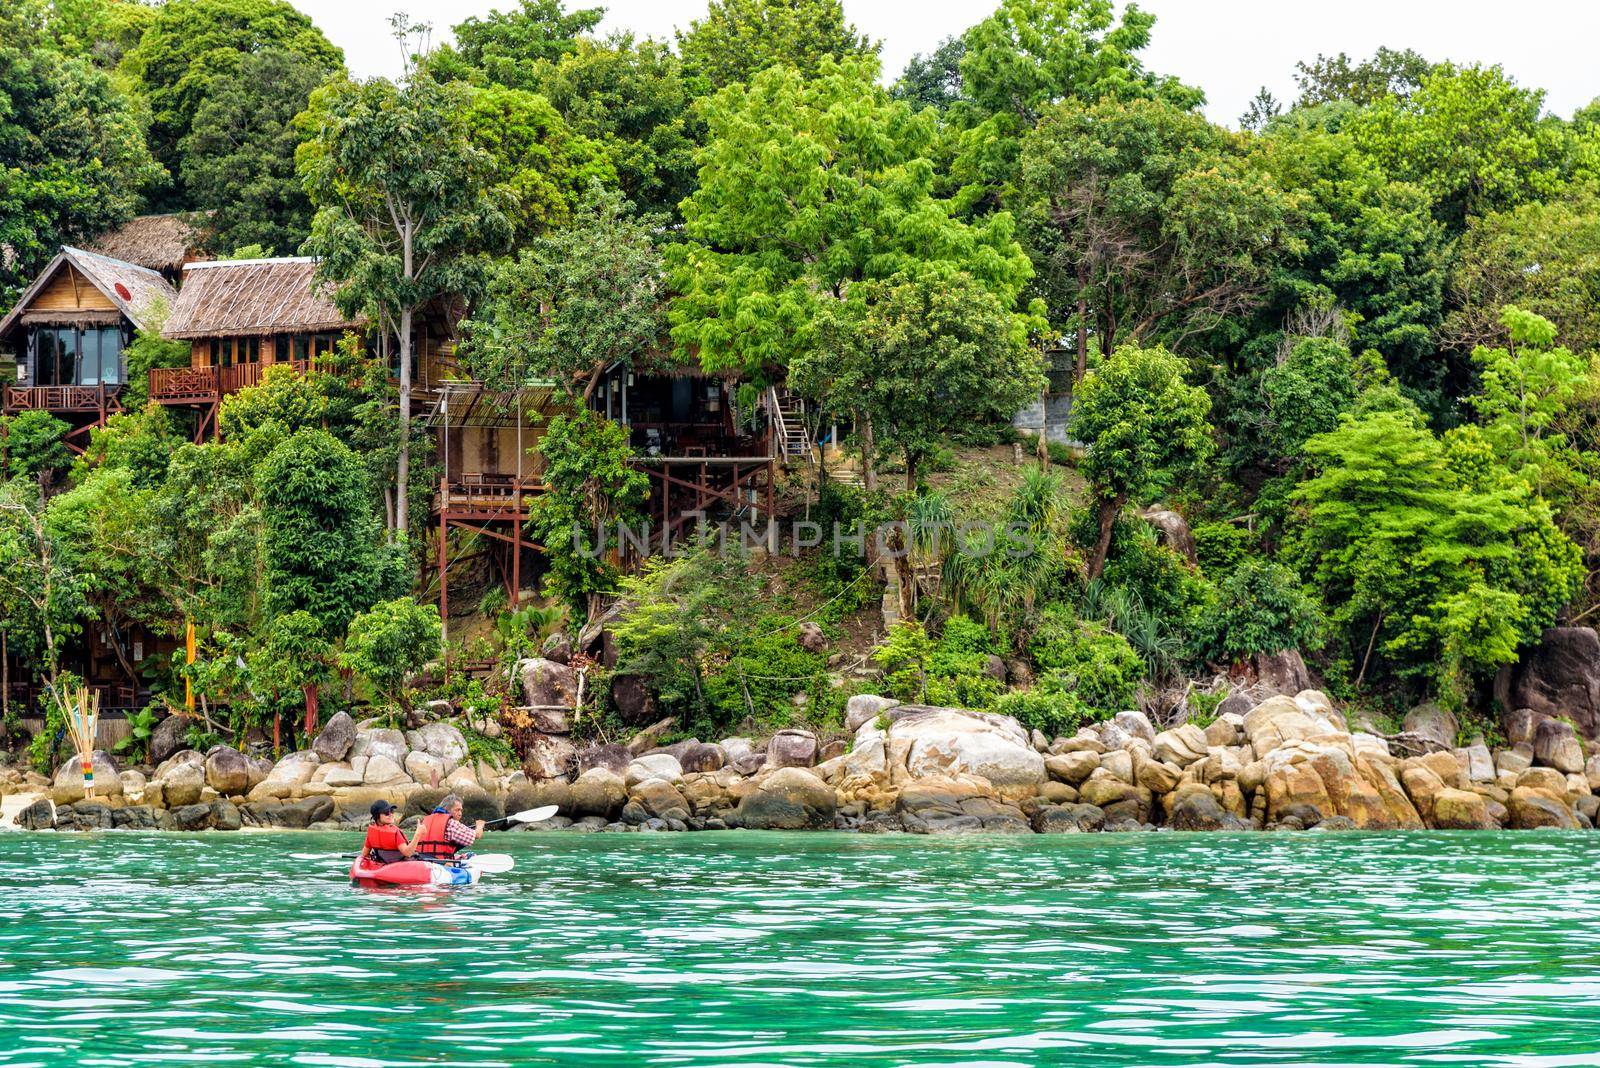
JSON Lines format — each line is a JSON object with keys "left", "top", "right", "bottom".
{"left": 0, "top": 247, "right": 178, "bottom": 451}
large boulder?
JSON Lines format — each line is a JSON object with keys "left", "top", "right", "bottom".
{"left": 52, "top": 751, "right": 122, "bottom": 805}
{"left": 404, "top": 751, "right": 444, "bottom": 786}
{"left": 1241, "top": 693, "right": 1345, "bottom": 756}
{"left": 349, "top": 727, "right": 407, "bottom": 767}
{"left": 897, "top": 776, "right": 1031, "bottom": 833}
{"left": 1430, "top": 788, "right": 1496, "bottom": 830}
{"left": 520, "top": 658, "right": 580, "bottom": 710}
{"left": 1403, "top": 703, "right": 1459, "bottom": 750}
{"left": 312, "top": 712, "right": 358, "bottom": 763}
{"left": 1113, "top": 711, "right": 1157, "bottom": 746}
{"left": 733, "top": 767, "right": 836, "bottom": 830}
{"left": 1531, "top": 718, "right": 1585, "bottom": 774}
{"left": 521, "top": 733, "right": 577, "bottom": 781}
{"left": 627, "top": 778, "right": 690, "bottom": 822}
{"left": 1509, "top": 786, "right": 1580, "bottom": 830}
{"left": 1031, "top": 803, "right": 1106, "bottom": 833}
{"left": 405, "top": 722, "right": 468, "bottom": 774}
{"left": 679, "top": 743, "right": 727, "bottom": 774}
{"left": 1510, "top": 627, "right": 1600, "bottom": 738}
{"left": 891, "top": 706, "right": 1046, "bottom": 786}
{"left": 1168, "top": 783, "right": 1248, "bottom": 831}
{"left": 1251, "top": 649, "right": 1314, "bottom": 697}
{"left": 626, "top": 753, "right": 683, "bottom": 787}
{"left": 1153, "top": 725, "right": 1208, "bottom": 767}
{"left": 766, "top": 729, "right": 818, "bottom": 768}
{"left": 249, "top": 751, "right": 320, "bottom": 800}
{"left": 1045, "top": 750, "right": 1099, "bottom": 785}
{"left": 363, "top": 754, "right": 409, "bottom": 785}
{"left": 159, "top": 759, "right": 206, "bottom": 808}
{"left": 569, "top": 768, "right": 627, "bottom": 819}
{"left": 796, "top": 622, "right": 828, "bottom": 654}
{"left": 148, "top": 714, "right": 189, "bottom": 765}
{"left": 575, "top": 743, "right": 631, "bottom": 776}
{"left": 204, "top": 747, "right": 252, "bottom": 796}
{"left": 845, "top": 694, "right": 899, "bottom": 733}
{"left": 610, "top": 673, "right": 657, "bottom": 727}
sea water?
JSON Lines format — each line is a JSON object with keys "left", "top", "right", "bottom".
{"left": 1, "top": 829, "right": 1598, "bottom": 1065}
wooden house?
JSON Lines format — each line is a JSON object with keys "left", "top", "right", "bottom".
{"left": 0, "top": 246, "right": 178, "bottom": 449}
{"left": 153, "top": 256, "right": 460, "bottom": 439}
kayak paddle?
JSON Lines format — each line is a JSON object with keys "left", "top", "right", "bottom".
{"left": 486, "top": 805, "right": 561, "bottom": 827}
{"left": 469, "top": 854, "right": 516, "bottom": 874}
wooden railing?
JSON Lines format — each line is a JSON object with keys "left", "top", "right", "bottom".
{"left": 2, "top": 384, "right": 123, "bottom": 413}
{"left": 440, "top": 473, "right": 546, "bottom": 511}
{"left": 150, "top": 359, "right": 318, "bottom": 404}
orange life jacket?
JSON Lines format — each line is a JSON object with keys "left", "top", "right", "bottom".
{"left": 363, "top": 823, "right": 408, "bottom": 864}
{"left": 415, "top": 811, "right": 457, "bottom": 858}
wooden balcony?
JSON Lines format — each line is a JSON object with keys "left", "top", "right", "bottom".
{"left": 150, "top": 360, "right": 316, "bottom": 405}
{"left": 439, "top": 474, "right": 546, "bottom": 516}
{"left": 2, "top": 383, "right": 124, "bottom": 414}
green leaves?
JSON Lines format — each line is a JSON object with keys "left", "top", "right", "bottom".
{"left": 669, "top": 58, "right": 1033, "bottom": 377}
{"left": 1072, "top": 343, "right": 1213, "bottom": 507}
{"left": 341, "top": 597, "right": 441, "bottom": 712}
{"left": 676, "top": 0, "right": 878, "bottom": 91}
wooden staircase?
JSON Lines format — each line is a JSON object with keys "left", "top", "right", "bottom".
{"left": 767, "top": 386, "right": 813, "bottom": 463}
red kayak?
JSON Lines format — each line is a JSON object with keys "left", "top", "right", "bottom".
{"left": 349, "top": 855, "right": 486, "bottom": 887}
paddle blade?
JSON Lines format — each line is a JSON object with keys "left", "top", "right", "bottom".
{"left": 507, "top": 805, "right": 560, "bottom": 824}
{"left": 472, "top": 853, "right": 516, "bottom": 874}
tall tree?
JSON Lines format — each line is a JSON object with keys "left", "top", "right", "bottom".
{"left": 794, "top": 265, "right": 1046, "bottom": 489}
{"left": 676, "top": 0, "right": 878, "bottom": 90}
{"left": 1018, "top": 96, "right": 1300, "bottom": 372}
{"left": 179, "top": 47, "right": 337, "bottom": 254}
{"left": 299, "top": 56, "right": 511, "bottom": 534}
{"left": 893, "top": 35, "right": 968, "bottom": 111}
{"left": 1293, "top": 47, "right": 1435, "bottom": 107}
{"left": 255, "top": 428, "right": 385, "bottom": 638}
{"left": 668, "top": 58, "right": 1033, "bottom": 378}
{"left": 0, "top": 1, "right": 160, "bottom": 302}
{"left": 433, "top": 0, "right": 603, "bottom": 89}
{"left": 460, "top": 183, "right": 665, "bottom": 398}
{"left": 125, "top": 0, "right": 343, "bottom": 208}
{"left": 1070, "top": 343, "right": 1213, "bottom": 579}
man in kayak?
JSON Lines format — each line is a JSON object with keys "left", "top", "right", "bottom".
{"left": 359, "top": 800, "right": 416, "bottom": 865}
{"left": 414, "top": 793, "right": 485, "bottom": 862}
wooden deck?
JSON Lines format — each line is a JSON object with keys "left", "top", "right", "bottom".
{"left": 2, "top": 384, "right": 124, "bottom": 414}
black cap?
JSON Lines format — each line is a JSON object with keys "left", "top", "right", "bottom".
{"left": 370, "top": 799, "right": 396, "bottom": 818}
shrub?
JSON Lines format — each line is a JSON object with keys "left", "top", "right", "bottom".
{"left": 1193, "top": 558, "right": 1321, "bottom": 664}
{"left": 994, "top": 686, "right": 1095, "bottom": 738}
{"left": 1192, "top": 521, "right": 1250, "bottom": 578}
{"left": 342, "top": 597, "right": 443, "bottom": 711}
{"left": 0, "top": 411, "right": 71, "bottom": 480}
{"left": 703, "top": 624, "right": 832, "bottom": 735}
{"left": 872, "top": 617, "right": 1003, "bottom": 709}
{"left": 1025, "top": 605, "right": 1144, "bottom": 716}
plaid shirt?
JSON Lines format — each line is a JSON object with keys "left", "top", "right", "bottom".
{"left": 444, "top": 816, "right": 479, "bottom": 848}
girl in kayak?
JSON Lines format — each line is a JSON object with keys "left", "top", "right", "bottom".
{"left": 360, "top": 800, "right": 417, "bottom": 865}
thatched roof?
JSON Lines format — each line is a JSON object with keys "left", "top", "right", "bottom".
{"left": 162, "top": 257, "right": 363, "bottom": 339}
{"left": 0, "top": 247, "right": 177, "bottom": 341}
{"left": 88, "top": 213, "right": 207, "bottom": 273}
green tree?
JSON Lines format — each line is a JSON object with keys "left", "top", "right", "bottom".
{"left": 461, "top": 82, "right": 613, "bottom": 240}
{"left": 668, "top": 58, "right": 1033, "bottom": 378}
{"left": 1293, "top": 47, "right": 1435, "bottom": 107}
{"left": 1194, "top": 558, "right": 1320, "bottom": 664}
{"left": 120, "top": 299, "right": 192, "bottom": 409}
{"left": 433, "top": 0, "right": 603, "bottom": 88}
{"left": 1018, "top": 96, "right": 1300, "bottom": 373}
{"left": 0, "top": 412, "right": 71, "bottom": 481}
{"left": 0, "top": 478, "right": 86, "bottom": 701}
{"left": 893, "top": 35, "right": 967, "bottom": 112}
{"left": 460, "top": 182, "right": 665, "bottom": 396}
{"left": 796, "top": 265, "right": 1045, "bottom": 489}
{"left": 125, "top": 0, "right": 342, "bottom": 207}
{"left": 527, "top": 409, "right": 649, "bottom": 618}
{"left": 1444, "top": 188, "right": 1600, "bottom": 356}
{"left": 299, "top": 60, "right": 511, "bottom": 533}
{"left": 676, "top": 0, "right": 878, "bottom": 90}
{"left": 529, "top": 34, "right": 700, "bottom": 220}
{"left": 75, "top": 404, "right": 185, "bottom": 490}
{"left": 149, "top": 440, "right": 263, "bottom": 639}
{"left": 255, "top": 428, "right": 384, "bottom": 637}
{"left": 246, "top": 609, "right": 333, "bottom": 739}
{"left": 0, "top": 1, "right": 160, "bottom": 302}
{"left": 1292, "top": 406, "right": 1582, "bottom": 696}
{"left": 958, "top": 0, "right": 1201, "bottom": 126}
{"left": 179, "top": 46, "right": 337, "bottom": 254}
{"left": 1259, "top": 335, "right": 1360, "bottom": 466}
{"left": 1071, "top": 343, "right": 1214, "bottom": 579}
{"left": 341, "top": 596, "right": 442, "bottom": 712}
{"left": 1467, "top": 306, "right": 1596, "bottom": 501}
{"left": 1347, "top": 63, "right": 1566, "bottom": 227}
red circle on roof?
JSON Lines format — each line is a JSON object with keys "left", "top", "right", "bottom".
{"left": 114, "top": 282, "right": 131, "bottom": 301}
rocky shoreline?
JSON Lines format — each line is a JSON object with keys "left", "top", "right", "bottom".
{"left": 7, "top": 682, "right": 1599, "bottom": 836}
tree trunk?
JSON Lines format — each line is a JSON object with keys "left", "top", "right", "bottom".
{"left": 1075, "top": 265, "right": 1090, "bottom": 382}
{"left": 302, "top": 682, "right": 319, "bottom": 738}
{"left": 1088, "top": 493, "right": 1126, "bottom": 580}
{"left": 862, "top": 414, "right": 877, "bottom": 491}
{"left": 904, "top": 451, "right": 917, "bottom": 492}
{"left": 397, "top": 305, "right": 412, "bottom": 536}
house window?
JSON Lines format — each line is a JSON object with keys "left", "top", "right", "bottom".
{"left": 31, "top": 325, "right": 124, "bottom": 386}
{"left": 210, "top": 336, "right": 261, "bottom": 367}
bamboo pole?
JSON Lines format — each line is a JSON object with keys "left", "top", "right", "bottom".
{"left": 61, "top": 684, "right": 100, "bottom": 799}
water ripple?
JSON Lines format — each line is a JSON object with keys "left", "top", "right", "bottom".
{"left": 1, "top": 831, "right": 1599, "bottom": 1065}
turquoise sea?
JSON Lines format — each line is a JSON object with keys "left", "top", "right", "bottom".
{"left": 2, "top": 829, "right": 1598, "bottom": 1066}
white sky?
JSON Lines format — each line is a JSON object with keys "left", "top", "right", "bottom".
{"left": 294, "top": 0, "right": 1600, "bottom": 126}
